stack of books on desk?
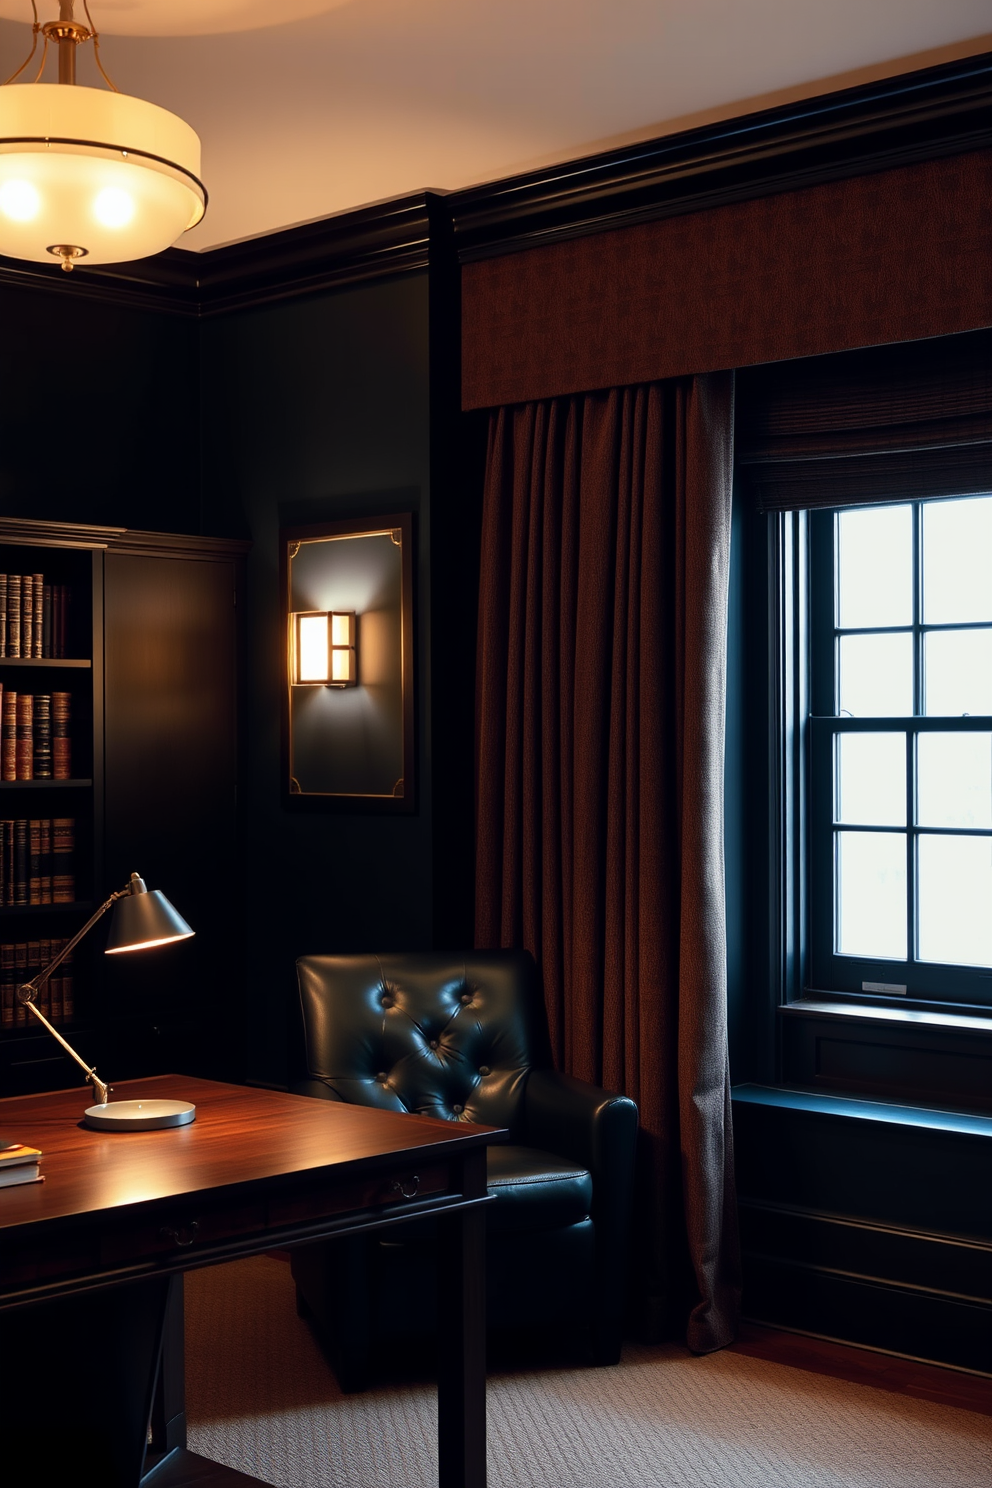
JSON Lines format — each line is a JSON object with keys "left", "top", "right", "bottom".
{"left": 0, "top": 1140, "right": 42, "bottom": 1188}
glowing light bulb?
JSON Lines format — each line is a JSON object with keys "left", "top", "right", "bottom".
{"left": 0, "top": 180, "right": 40, "bottom": 222}
{"left": 93, "top": 187, "right": 135, "bottom": 228}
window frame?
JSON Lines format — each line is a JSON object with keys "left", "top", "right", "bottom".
{"left": 804, "top": 499, "right": 992, "bottom": 1012}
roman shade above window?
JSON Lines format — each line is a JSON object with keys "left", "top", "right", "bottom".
{"left": 736, "top": 328, "right": 992, "bottom": 510}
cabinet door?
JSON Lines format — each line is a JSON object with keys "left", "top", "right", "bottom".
{"left": 103, "top": 550, "right": 238, "bottom": 1076}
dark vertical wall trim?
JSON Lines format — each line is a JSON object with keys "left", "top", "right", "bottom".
{"left": 427, "top": 196, "right": 487, "bottom": 949}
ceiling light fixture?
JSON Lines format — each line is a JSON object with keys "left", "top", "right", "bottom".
{"left": 0, "top": 0, "right": 206, "bottom": 272}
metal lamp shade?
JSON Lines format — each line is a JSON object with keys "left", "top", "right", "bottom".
{"left": 104, "top": 886, "right": 194, "bottom": 954}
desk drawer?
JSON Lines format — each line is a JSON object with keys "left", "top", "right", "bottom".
{"left": 100, "top": 1199, "right": 267, "bottom": 1265}
{"left": 268, "top": 1162, "right": 452, "bottom": 1228}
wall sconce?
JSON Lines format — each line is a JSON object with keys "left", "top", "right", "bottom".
{"left": 292, "top": 610, "right": 357, "bottom": 688}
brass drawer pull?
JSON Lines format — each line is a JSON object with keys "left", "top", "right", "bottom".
{"left": 160, "top": 1221, "right": 201, "bottom": 1248}
{"left": 390, "top": 1176, "right": 420, "bottom": 1200}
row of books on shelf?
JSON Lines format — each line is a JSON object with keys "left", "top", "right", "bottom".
{"left": 0, "top": 818, "right": 76, "bottom": 906}
{"left": 1, "top": 938, "right": 74, "bottom": 1029}
{"left": 0, "top": 573, "right": 70, "bottom": 658}
{"left": 0, "top": 1140, "right": 42, "bottom": 1189}
{"left": 0, "top": 688, "right": 72, "bottom": 780}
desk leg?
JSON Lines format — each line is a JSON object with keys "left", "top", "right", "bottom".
{"left": 436, "top": 1189, "right": 487, "bottom": 1488}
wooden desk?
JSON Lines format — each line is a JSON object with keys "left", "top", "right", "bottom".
{"left": 0, "top": 1075, "right": 502, "bottom": 1488}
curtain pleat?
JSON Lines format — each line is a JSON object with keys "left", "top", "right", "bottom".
{"left": 475, "top": 372, "right": 740, "bottom": 1350}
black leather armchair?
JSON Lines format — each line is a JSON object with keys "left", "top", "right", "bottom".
{"left": 290, "top": 950, "right": 638, "bottom": 1389}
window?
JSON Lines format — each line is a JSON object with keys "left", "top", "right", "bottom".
{"left": 807, "top": 495, "right": 992, "bottom": 1009}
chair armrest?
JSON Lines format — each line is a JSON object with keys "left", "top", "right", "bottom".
{"left": 525, "top": 1069, "right": 636, "bottom": 1171}
{"left": 291, "top": 1077, "right": 345, "bottom": 1103}
{"left": 524, "top": 1069, "right": 637, "bottom": 1212}
{"left": 524, "top": 1070, "right": 638, "bottom": 1338}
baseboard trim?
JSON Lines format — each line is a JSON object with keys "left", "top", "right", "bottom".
{"left": 734, "top": 1321, "right": 992, "bottom": 1411}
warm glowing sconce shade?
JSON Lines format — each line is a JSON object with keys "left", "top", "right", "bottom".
{"left": 292, "top": 611, "right": 357, "bottom": 687}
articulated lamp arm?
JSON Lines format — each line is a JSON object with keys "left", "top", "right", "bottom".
{"left": 16, "top": 880, "right": 134, "bottom": 1107}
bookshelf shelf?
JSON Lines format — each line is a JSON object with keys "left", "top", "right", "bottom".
{"left": 0, "top": 658, "right": 91, "bottom": 669}
{"left": 0, "top": 779, "right": 92, "bottom": 789}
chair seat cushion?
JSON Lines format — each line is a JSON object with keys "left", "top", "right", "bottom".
{"left": 486, "top": 1144, "right": 592, "bottom": 1235}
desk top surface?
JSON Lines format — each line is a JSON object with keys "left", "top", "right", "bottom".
{"left": 0, "top": 1075, "right": 499, "bottom": 1234}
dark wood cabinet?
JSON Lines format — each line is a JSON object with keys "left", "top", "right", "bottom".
{"left": 0, "top": 520, "right": 248, "bottom": 1096}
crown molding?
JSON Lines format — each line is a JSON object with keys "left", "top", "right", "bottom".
{"left": 0, "top": 190, "right": 439, "bottom": 317}
{"left": 0, "top": 517, "right": 126, "bottom": 549}
{"left": 189, "top": 191, "right": 438, "bottom": 317}
{"left": 0, "top": 51, "right": 987, "bottom": 313}
{"left": 450, "top": 49, "right": 992, "bottom": 260}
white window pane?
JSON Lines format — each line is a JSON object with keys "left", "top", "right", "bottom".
{"left": 918, "top": 835, "right": 992, "bottom": 968}
{"left": 837, "top": 831, "right": 907, "bottom": 960}
{"left": 836, "top": 733, "right": 906, "bottom": 826}
{"left": 837, "top": 506, "right": 913, "bottom": 629}
{"left": 923, "top": 495, "right": 992, "bottom": 624}
{"left": 918, "top": 733, "right": 992, "bottom": 829}
{"left": 838, "top": 633, "right": 913, "bottom": 717}
{"left": 924, "top": 630, "right": 992, "bottom": 716}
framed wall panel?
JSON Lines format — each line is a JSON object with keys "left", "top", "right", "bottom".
{"left": 281, "top": 514, "right": 414, "bottom": 812}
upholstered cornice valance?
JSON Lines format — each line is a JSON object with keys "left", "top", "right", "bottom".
{"left": 461, "top": 150, "right": 992, "bottom": 410}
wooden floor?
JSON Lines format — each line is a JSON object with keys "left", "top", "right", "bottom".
{"left": 732, "top": 1323, "right": 992, "bottom": 1417}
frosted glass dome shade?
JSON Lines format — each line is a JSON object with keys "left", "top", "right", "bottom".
{"left": 0, "top": 84, "right": 205, "bottom": 266}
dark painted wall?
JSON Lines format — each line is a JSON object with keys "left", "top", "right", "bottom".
{"left": 200, "top": 273, "right": 443, "bottom": 1086}
{"left": 0, "top": 282, "right": 200, "bottom": 532}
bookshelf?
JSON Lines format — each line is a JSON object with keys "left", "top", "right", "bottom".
{"left": 0, "top": 519, "right": 249, "bottom": 1096}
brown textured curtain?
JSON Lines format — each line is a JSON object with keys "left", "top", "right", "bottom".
{"left": 475, "top": 372, "right": 739, "bottom": 1350}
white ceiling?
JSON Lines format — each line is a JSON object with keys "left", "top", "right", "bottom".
{"left": 0, "top": 1, "right": 989, "bottom": 251}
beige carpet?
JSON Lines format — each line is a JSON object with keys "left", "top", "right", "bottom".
{"left": 185, "top": 1257, "right": 992, "bottom": 1488}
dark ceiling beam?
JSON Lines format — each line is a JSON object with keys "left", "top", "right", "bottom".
{"left": 0, "top": 50, "right": 987, "bottom": 315}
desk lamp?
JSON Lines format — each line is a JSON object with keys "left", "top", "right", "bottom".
{"left": 16, "top": 872, "right": 195, "bottom": 1131}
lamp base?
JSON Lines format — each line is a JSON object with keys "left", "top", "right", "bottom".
{"left": 83, "top": 1098, "right": 196, "bottom": 1131}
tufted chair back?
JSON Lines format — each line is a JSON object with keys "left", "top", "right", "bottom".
{"left": 296, "top": 950, "right": 552, "bottom": 1141}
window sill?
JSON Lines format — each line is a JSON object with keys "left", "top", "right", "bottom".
{"left": 731, "top": 1082, "right": 992, "bottom": 1139}
{"left": 784, "top": 998, "right": 992, "bottom": 1035}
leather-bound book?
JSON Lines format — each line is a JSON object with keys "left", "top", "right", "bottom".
{"left": 29, "top": 939, "right": 43, "bottom": 1017}
{"left": 7, "top": 574, "right": 20, "bottom": 657}
{"left": 39, "top": 817, "right": 52, "bottom": 904}
{"left": 0, "top": 942, "right": 13, "bottom": 1028}
{"left": 28, "top": 819, "right": 41, "bottom": 906}
{"left": 57, "top": 584, "right": 68, "bottom": 658}
{"left": 61, "top": 943, "right": 74, "bottom": 1021}
{"left": 1, "top": 689, "right": 15, "bottom": 781}
{"left": 48, "top": 937, "right": 63, "bottom": 1024}
{"left": 15, "top": 693, "right": 33, "bottom": 780}
{"left": 53, "top": 817, "right": 75, "bottom": 903}
{"left": 41, "top": 583, "right": 52, "bottom": 658}
{"left": 2, "top": 819, "right": 12, "bottom": 907}
{"left": 32, "top": 574, "right": 43, "bottom": 658}
{"left": 21, "top": 574, "right": 32, "bottom": 660}
{"left": 13, "top": 819, "right": 27, "bottom": 907}
{"left": 0, "top": 573, "right": 7, "bottom": 657}
{"left": 51, "top": 691, "right": 71, "bottom": 779}
{"left": 13, "top": 940, "right": 26, "bottom": 1024}
{"left": 33, "top": 694, "right": 51, "bottom": 779}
